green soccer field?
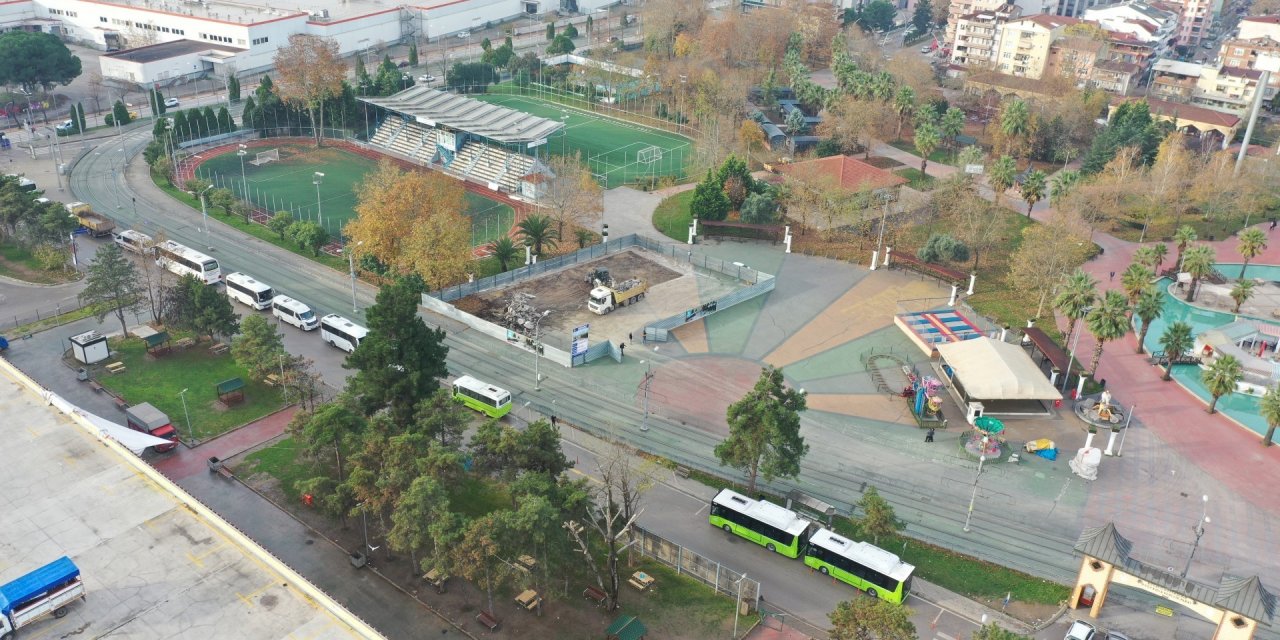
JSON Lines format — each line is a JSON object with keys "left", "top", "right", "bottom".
{"left": 472, "top": 90, "right": 692, "bottom": 188}
{"left": 195, "top": 144, "right": 513, "bottom": 246}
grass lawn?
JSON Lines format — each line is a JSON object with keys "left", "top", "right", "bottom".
{"left": 895, "top": 168, "right": 937, "bottom": 191}
{"left": 98, "top": 336, "right": 283, "bottom": 441}
{"left": 621, "top": 559, "right": 759, "bottom": 635}
{"left": 0, "top": 240, "right": 80, "bottom": 285}
{"left": 476, "top": 88, "right": 692, "bottom": 188}
{"left": 243, "top": 437, "right": 315, "bottom": 502}
{"left": 653, "top": 191, "right": 694, "bottom": 242}
{"left": 449, "top": 475, "right": 511, "bottom": 519}
{"left": 192, "top": 143, "right": 513, "bottom": 246}
{"left": 1107, "top": 211, "right": 1273, "bottom": 244}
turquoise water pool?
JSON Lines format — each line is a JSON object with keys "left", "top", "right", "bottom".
{"left": 1134, "top": 269, "right": 1275, "bottom": 436}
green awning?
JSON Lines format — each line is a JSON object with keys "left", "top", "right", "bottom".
{"left": 606, "top": 615, "right": 647, "bottom": 640}
{"left": 143, "top": 331, "right": 170, "bottom": 348}
{"left": 217, "top": 377, "right": 245, "bottom": 394}
{"left": 974, "top": 416, "right": 1005, "bottom": 434}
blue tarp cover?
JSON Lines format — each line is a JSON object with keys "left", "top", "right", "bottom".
{"left": 0, "top": 556, "right": 79, "bottom": 614}
{"left": 1034, "top": 448, "right": 1059, "bottom": 461}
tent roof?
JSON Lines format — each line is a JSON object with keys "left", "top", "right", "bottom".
{"left": 937, "top": 337, "right": 1063, "bottom": 400}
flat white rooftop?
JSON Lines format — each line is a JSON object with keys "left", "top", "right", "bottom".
{"left": 91, "top": 0, "right": 401, "bottom": 26}
{"left": 0, "top": 370, "right": 365, "bottom": 640}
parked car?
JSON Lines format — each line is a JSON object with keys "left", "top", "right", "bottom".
{"left": 457, "top": 30, "right": 470, "bottom": 38}
{"left": 55, "top": 119, "right": 76, "bottom": 132}
{"left": 163, "top": 97, "right": 179, "bottom": 107}
{"left": 417, "top": 74, "right": 437, "bottom": 84}
{"left": 397, "top": 60, "right": 409, "bottom": 68}
{"left": 1065, "top": 620, "right": 1097, "bottom": 640}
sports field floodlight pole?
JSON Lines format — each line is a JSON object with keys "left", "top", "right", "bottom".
{"left": 533, "top": 310, "right": 551, "bottom": 391}
{"left": 346, "top": 240, "right": 364, "bottom": 313}
{"left": 237, "top": 144, "right": 248, "bottom": 199}
{"left": 313, "top": 172, "right": 325, "bottom": 228}
{"left": 1182, "top": 495, "right": 1210, "bottom": 578}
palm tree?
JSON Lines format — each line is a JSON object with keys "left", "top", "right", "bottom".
{"left": 1049, "top": 170, "right": 1079, "bottom": 205}
{"left": 516, "top": 214, "right": 559, "bottom": 256}
{"left": 1202, "top": 354, "right": 1243, "bottom": 414}
{"left": 941, "top": 107, "right": 965, "bottom": 150}
{"left": 1182, "top": 245, "right": 1216, "bottom": 302}
{"left": 1085, "top": 290, "right": 1131, "bottom": 375}
{"left": 1236, "top": 228, "right": 1267, "bottom": 280}
{"left": 870, "top": 71, "right": 895, "bottom": 101}
{"left": 1173, "top": 225, "right": 1197, "bottom": 272}
{"left": 575, "top": 228, "right": 593, "bottom": 249}
{"left": 1133, "top": 245, "right": 1158, "bottom": 270}
{"left": 489, "top": 236, "right": 519, "bottom": 272}
{"left": 1054, "top": 269, "right": 1098, "bottom": 346}
{"left": 1230, "top": 279, "right": 1255, "bottom": 313}
{"left": 999, "top": 98, "right": 1031, "bottom": 157}
{"left": 1019, "top": 169, "right": 1046, "bottom": 217}
{"left": 1158, "top": 321, "right": 1194, "bottom": 381}
{"left": 1261, "top": 385, "right": 1280, "bottom": 446}
{"left": 1151, "top": 244, "right": 1168, "bottom": 273}
{"left": 914, "top": 121, "right": 941, "bottom": 173}
{"left": 988, "top": 155, "right": 1017, "bottom": 208}
{"left": 1133, "top": 286, "right": 1163, "bottom": 354}
{"left": 1120, "top": 263, "right": 1154, "bottom": 305}
{"left": 893, "top": 86, "right": 916, "bottom": 140}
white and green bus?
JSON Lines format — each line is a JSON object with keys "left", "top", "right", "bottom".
{"left": 803, "top": 528, "right": 915, "bottom": 604}
{"left": 452, "top": 375, "right": 512, "bottom": 419}
{"left": 709, "top": 489, "right": 813, "bottom": 558}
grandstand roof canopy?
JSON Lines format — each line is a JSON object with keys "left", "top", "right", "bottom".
{"left": 360, "top": 86, "right": 564, "bottom": 144}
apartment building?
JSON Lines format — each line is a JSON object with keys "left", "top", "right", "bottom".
{"left": 1220, "top": 35, "right": 1280, "bottom": 68}
{"left": 1151, "top": 58, "right": 1203, "bottom": 99}
{"left": 992, "top": 14, "right": 1080, "bottom": 78}
{"left": 1046, "top": 35, "right": 1108, "bottom": 84}
{"left": 944, "top": 0, "right": 1052, "bottom": 44}
{"left": 1082, "top": 1, "right": 1178, "bottom": 59}
{"left": 1238, "top": 15, "right": 1280, "bottom": 40}
{"left": 1091, "top": 58, "right": 1142, "bottom": 92}
{"left": 1150, "top": 57, "right": 1275, "bottom": 112}
{"left": 951, "top": 3, "right": 1023, "bottom": 67}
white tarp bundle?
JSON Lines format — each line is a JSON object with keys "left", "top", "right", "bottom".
{"left": 1069, "top": 447, "right": 1103, "bottom": 481}
{"left": 41, "top": 389, "right": 174, "bottom": 454}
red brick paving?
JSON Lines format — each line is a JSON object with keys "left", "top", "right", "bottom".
{"left": 152, "top": 405, "right": 297, "bottom": 481}
{"left": 1061, "top": 225, "right": 1280, "bottom": 514}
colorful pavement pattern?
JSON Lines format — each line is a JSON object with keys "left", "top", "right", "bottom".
{"left": 647, "top": 244, "right": 944, "bottom": 437}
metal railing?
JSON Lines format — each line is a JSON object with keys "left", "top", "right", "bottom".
{"left": 630, "top": 524, "right": 761, "bottom": 613}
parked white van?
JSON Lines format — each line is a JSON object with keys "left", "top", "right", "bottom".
{"left": 272, "top": 295, "right": 319, "bottom": 330}
{"left": 112, "top": 229, "right": 155, "bottom": 255}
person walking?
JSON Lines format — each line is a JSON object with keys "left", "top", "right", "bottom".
{"left": 1108, "top": 271, "right": 1116, "bottom": 282}
{"left": 619, "top": 342, "right": 626, "bottom": 358}
{"left": 925, "top": 428, "right": 935, "bottom": 443}
{"left": 550, "top": 415, "right": 558, "bottom": 427}
{"left": 1270, "top": 218, "right": 1277, "bottom": 231}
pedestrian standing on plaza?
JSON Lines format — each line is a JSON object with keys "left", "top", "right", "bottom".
{"left": 1109, "top": 271, "right": 1115, "bottom": 282}
{"left": 1271, "top": 218, "right": 1277, "bottom": 231}
{"left": 551, "top": 415, "right": 558, "bottom": 427}
{"left": 620, "top": 342, "right": 626, "bottom": 358}
{"left": 925, "top": 428, "right": 935, "bottom": 443}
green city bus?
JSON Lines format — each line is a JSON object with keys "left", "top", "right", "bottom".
{"left": 452, "top": 375, "right": 513, "bottom": 418}
{"left": 803, "top": 527, "right": 915, "bottom": 604}
{"left": 709, "top": 489, "right": 814, "bottom": 558}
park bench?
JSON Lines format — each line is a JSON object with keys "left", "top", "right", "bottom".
{"left": 515, "top": 589, "right": 541, "bottom": 612}
{"left": 87, "top": 380, "right": 103, "bottom": 393}
{"left": 106, "top": 361, "right": 126, "bottom": 374}
{"left": 113, "top": 397, "right": 127, "bottom": 411}
{"left": 174, "top": 337, "right": 196, "bottom": 350}
{"left": 475, "top": 610, "right": 500, "bottom": 631}
{"left": 583, "top": 586, "right": 607, "bottom": 606}
{"left": 209, "top": 342, "right": 229, "bottom": 355}
{"left": 674, "top": 465, "right": 690, "bottom": 479}
{"left": 423, "top": 569, "right": 448, "bottom": 594}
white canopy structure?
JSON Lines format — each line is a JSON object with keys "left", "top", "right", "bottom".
{"left": 937, "top": 337, "right": 1063, "bottom": 401}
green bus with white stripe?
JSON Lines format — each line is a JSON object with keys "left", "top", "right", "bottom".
{"left": 803, "top": 527, "right": 915, "bottom": 604}
{"left": 452, "top": 375, "right": 512, "bottom": 419}
{"left": 709, "top": 489, "right": 813, "bottom": 558}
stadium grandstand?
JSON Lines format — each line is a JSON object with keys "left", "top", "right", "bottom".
{"left": 360, "top": 86, "right": 564, "bottom": 196}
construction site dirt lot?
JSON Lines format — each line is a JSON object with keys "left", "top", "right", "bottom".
{"left": 453, "top": 248, "right": 745, "bottom": 344}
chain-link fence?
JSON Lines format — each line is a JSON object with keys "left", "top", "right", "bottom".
{"left": 630, "top": 524, "right": 761, "bottom": 613}
{"left": 5, "top": 299, "right": 91, "bottom": 332}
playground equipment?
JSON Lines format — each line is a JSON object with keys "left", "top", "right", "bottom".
{"left": 903, "top": 366, "right": 947, "bottom": 428}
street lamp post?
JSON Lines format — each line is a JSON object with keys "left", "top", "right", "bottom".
{"left": 640, "top": 357, "right": 655, "bottom": 432}
{"left": 533, "top": 310, "right": 550, "bottom": 390}
{"left": 346, "top": 240, "right": 364, "bottom": 313}
{"left": 196, "top": 183, "right": 215, "bottom": 250}
{"left": 1060, "top": 306, "right": 1092, "bottom": 393}
{"left": 1182, "top": 495, "right": 1211, "bottom": 578}
{"left": 237, "top": 144, "right": 248, "bottom": 199}
{"left": 962, "top": 435, "right": 990, "bottom": 533}
{"left": 313, "top": 172, "right": 325, "bottom": 229}
{"left": 732, "top": 573, "right": 748, "bottom": 639}
{"left": 178, "top": 387, "right": 194, "bottom": 442}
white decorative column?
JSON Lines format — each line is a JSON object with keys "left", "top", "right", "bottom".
{"left": 967, "top": 273, "right": 976, "bottom": 295}
{"left": 1103, "top": 430, "right": 1118, "bottom": 456}
{"left": 883, "top": 246, "right": 892, "bottom": 267}
{"left": 949, "top": 285, "right": 958, "bottom": 306}
{"left": 524, "top": 245, "right": 532, "bottom": 266}
{"left": 870, "top": 250, "right": 880, "bottom": 270}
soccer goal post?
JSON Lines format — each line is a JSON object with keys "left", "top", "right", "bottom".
{"left": 250, "top": 148, "right": 279, "bottom": 166}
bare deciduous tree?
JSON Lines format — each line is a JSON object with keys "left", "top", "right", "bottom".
{"left": 564, "top": 444, "right": 653, "bottom": 611}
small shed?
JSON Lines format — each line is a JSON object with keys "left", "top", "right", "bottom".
{"left": 606, "top": 615, "right": 647, "bottom": 640}
{"left": 216, "top": 377, "right": 245, "bottom": 405}
{"left": 69, "top": 330, "right": 109, "bottom": 365}
{"left": 143, "top": 330, "right": 171, "bottom": 357}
